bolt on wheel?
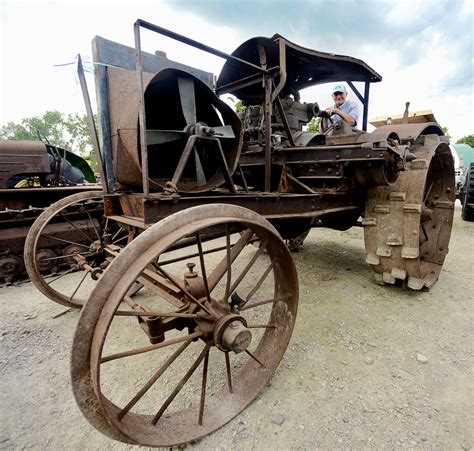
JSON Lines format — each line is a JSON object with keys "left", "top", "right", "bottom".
{"left": 71, "top": 204, "right": 298, "bottom": 447}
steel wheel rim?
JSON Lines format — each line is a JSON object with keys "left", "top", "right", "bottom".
{"left": 363, "top": 137, "right": 455, "bottom": 289}
{"left": 24, "top": 191, "right": 104, "bottom": 308}
{"left": 71, "top": 204, "right": 298, "bottom": 447}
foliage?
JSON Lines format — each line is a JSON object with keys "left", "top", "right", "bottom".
{"left": 234, "top": 100, "right": 245, "bottom": 113}
{"left": 441, "top": 126, "right": 449, "bottom": 136}
{"left": 307, "top": 116, "right": 321, "bottom": 133}
{"left": 0, "top": 110, "right": 92, "bottom": 154}
{"left": 456, "top": 134, "right": 474, "bottom": 147}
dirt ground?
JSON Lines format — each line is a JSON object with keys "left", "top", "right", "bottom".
{"left": 0, "top": 202, "right": 472, "bottom": 450}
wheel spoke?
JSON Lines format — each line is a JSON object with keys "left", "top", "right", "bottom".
{"left": 194, "top": 231, "right": 211, "bottom": 303}
{"left": 159, "top": 243, "right": 230, "bottom": 266}
{"left": 38, "top": 251, "right": 93, "bottom": 262}
{"left": 225, "top": 351, "right": 233, "bottom": 393}
{"left": 198, "top": 347, "right": 210, "bottom": 425}
{"left": 207, "top": 229, "right": 254, "bottom": 291}
{"left": 46, "top": 268, "right": 74, "bottom": 285}
{"left": 117, "top": 340, "right": 192, "bottom": 421}
{"left": 228, "top": 246, "right": 265, "bottom": 297}
{"left": 224, "top": 225, "right": 232, "bottom": 304}
{"left": 245, "top": 349, "right": 266, "bottom": 368}
{"left": 101, "top": 331, "right": 203, "bottom": 364}
{"left": 243, "top": 262, "right": 273, "bottom": 306}
{"left": 240, "top": 296, "right": 288, "bottom": 311}
{"left": 247, "top": 324, "right": 276, "bottom": 329}
{"left": 42, "top": 235, "right": 90, "bottom": 248}
{"left": 423, "top": 181, "right": 434, "bottom": 205}
{"left": 85, "top": 208, "right": 101, "bottom": 242}
{"left": 151, "top": 344, "right": 210, "bottom": 425}
{"left": 111, "top": 227, "right": 124, "bottom": 242}
{"left": 59, "top": 211, "right": 94, "bottom": 243}
{"left": 112, "top": 235, "right": 129, "bottom": 245}
{"left": 69, "top": 270, "right": 89, "bottom": 301}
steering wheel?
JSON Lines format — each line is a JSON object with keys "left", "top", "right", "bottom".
{"left": 318, "top": 111, "right": 335, "bottom": 135}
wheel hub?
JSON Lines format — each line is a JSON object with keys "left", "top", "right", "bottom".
{"left": 213, "top": 314, "right": 252, "bottom": 354}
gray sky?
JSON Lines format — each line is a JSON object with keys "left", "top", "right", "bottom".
{"left": 1, "top": 0, "right": 473, "bottom": 141}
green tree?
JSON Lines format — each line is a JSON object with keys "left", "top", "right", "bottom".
{"left": 307, "top": 116, "right": 321, "bottom": 133}
{"left": 456, "top": 134, "right": 474, "bottom": 147}
{"left": 0, "top": 110, "right": 92, "bottom": 154}
{"left": 234, "top": 100, "right": 245, "bottom": 113}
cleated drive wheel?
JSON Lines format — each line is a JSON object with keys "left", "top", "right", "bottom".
{"left": 71, "top": 204, "right": 298, "bottom": 447}
{"left": 363, "top": 135, "right": 455, "bottom": 290}
{"left": 24, "top": 191, "right": 116, "bottom": 308}
{"left": 461, "top": 162, "right": 474, "bottom": 221}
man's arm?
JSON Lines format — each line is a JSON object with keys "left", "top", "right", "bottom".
{"left": 325, "top": 107, "right": 357, "bottom": 126}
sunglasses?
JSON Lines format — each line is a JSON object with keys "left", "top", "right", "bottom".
{"left": 333, "top": 92, "right": 345, "bottom": 96}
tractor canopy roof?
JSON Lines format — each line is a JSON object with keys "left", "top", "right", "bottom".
{"left": 216, "top": 35, "right": 382, "bottom": 103}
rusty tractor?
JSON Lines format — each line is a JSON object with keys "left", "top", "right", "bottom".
{"left": 25, "top": 20, "right": 455, "bottom": 447}
{"left": 0, "top": 139, "right": 100, "bottom": 283}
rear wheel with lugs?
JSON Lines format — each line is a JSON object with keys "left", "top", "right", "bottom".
{"left": 71, "top": 204, "right": 298, "bottom": 447}
{"left": 363, "top": 135, "right": 455, "bottom": 290}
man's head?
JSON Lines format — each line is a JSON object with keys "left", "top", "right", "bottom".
{"left": 332, "top": 84, "right": 347, "bottom": 106}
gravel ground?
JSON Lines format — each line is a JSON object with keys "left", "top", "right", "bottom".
{"left": 0, "top": 202, "right": 473, "bottom": 450}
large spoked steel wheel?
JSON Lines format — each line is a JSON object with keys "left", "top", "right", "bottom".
{"left": 71, "top": 204, "right": 298, "bottom": 447}
{"left": 24, "top": 191, "right": 114, "bottom": 308}
{"left": 364, "top": 135, "right": 455, "bottom": 290}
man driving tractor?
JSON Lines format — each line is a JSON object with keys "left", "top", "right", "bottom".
{"left": 321, "top": 84, "right": 359, "bottom": 131}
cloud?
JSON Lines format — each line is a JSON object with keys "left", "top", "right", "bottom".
{"left": 1, "top": 0, "right": 472, "bottom": 142}
{"left": 162, "top": 0, "right": 472, "bottom": 141}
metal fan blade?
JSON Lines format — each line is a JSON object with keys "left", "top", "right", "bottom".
{"left": 178, "top": 77, "right": 196, "bottom": 125}
{"left": 194, "top": 148, "right": 206, "bottom": 186}
{"left": 212, "top": 125, "right": 235, "bottom": 138}
{"left": 146, "top": 130, "right": 186, "bottom": 145}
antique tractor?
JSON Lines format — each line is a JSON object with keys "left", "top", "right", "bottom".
{"left": 25, "top": 20, "right": 455, "bottom": 447}
{"left": 0, "top": 139, "right": 99, "bottom": 283}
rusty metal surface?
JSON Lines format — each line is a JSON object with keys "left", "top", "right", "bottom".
{"left": 107, "top": 68, "right": 242, "bottom": 193}
{"left": 363, "top": 135, "right": 455, "bottom": 289}
{"left": 216, "top": 35, "right": 382, "bottom": 103}
{"left": 373, "top": 123, "right": 444, "bottom": 143}
{"left": 24, "top": 191, "right": 106, "bottom": 306}
{"left": 0, "top": 140, "right": 50, "bottom": 188}
{"left": 0, "top": 139, "right": 101, "bottom": 283}
{"left": 23, "top": 19, "right": 457, "bottom": 448}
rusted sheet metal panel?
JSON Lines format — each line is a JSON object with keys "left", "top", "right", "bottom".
{"left": 92, "top": 36, "right": 214, "bottom": 192}
{"left": 0, "top": 140, "right": 49, "bottom": 188}
{"left": 103, "top": 192, "right": 362, "bottom": 225}
{"left": 373, "top": 123, "right": 443, "bottom": 142}
{"left": 217, "top": 35, "right": 381, "bottom": 102}
{"left": 0, "top": 185, "right": 100, "bottom": 211}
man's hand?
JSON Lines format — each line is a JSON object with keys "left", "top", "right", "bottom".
{"left": 325, "top": 107, "right": 338, "bottom": 116}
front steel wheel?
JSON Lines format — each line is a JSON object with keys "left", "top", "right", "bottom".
{"left": 71, "top": 204, "right": 298, "bottom": 447}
